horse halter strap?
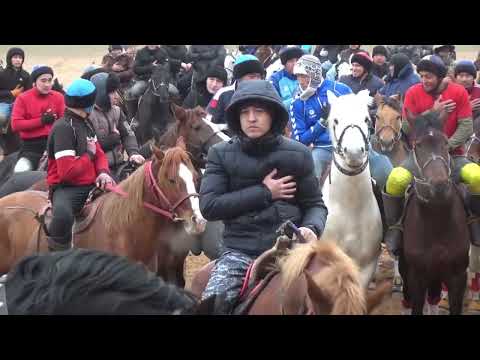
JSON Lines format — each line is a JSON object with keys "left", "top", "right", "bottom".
{"left": 332, "top": 123, "right": 370, "bottom": 176}
{"left": 465, "top": 132, "right": 480, "bottom": 157}
{"left": 144, "top": 161, "right": 199, "bottom": 221}
{"left": 374, "top": 122, "right": 402, "bottom": 143}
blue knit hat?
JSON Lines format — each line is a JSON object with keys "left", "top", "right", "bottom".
{"left": 65, "top": 79, "right": 97, "bottom": 110}
{"left": 31, "top": 65, "right": 54, "bottom": 83}
{"left": 454, "top": 60, "right": 477, "bottom": 78}
{"left": 233, "top": 54, "right": 265, "bottom": 80}
{"left": 417, "top": 55, "right": 447, "bottom": 78}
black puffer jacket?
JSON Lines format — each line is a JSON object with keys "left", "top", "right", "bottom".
{"left": 200, "top": 80, "right": 327, "bottom": 257}
{"left": 0, "top": 48, "right": 32, "bottom": 104}
{"left": 133, "top": 46, "right": 168, "bottom": 81}
{"left": 187, "top": 45, "right": 226, "bottom": 85}
{"left": 161, "top": 45, "right": 188, "bottom": 81}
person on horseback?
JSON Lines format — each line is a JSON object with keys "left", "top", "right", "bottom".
{"left": 339, "top": 51, "right": 385, "bottom": 123}
{"left": 89, "top": 72, "right": 145, "bottom": 181}
{"left": 290, "top": 55, "right": 394, "bottom": 191}
{"left": 269, "top": 46, "right": 304, "bottom": 110}
{"left": 187, "top": 45, "right": 226, "bottom": 93}
{"left": 378, "top": 53, "right": 420, "bottom": 99}
{"left": 207, "top": 54, "right": 265, "bottom": 125}
{"left": 383, "top": 54, "right": 480, "bottom": 257}
{"left": 102, "top": 45, "right": 124, "bottom": 67}
{"left": 454, "top": 60, "right": 480, "bottom": 118}
{"left": 11, "top": 66, "right": 65, "bottom": 173}
{"left": 0, "top": 48, "right": 31, "bottom": 139}
{"left": 200, "top": 80, "right": 328, "bottom": 314}
{"left": 183, "top": 65, "right": 227, "bottom": 109}
{"left": 45, "top": 78, "right": 115, "bottom": 252}
{"left": 386, "top": 45, "right": 433, "bottom": 66}
{"left": 433, "top": 45, "right": 456, "bottom": 76}
{"left": 371, "top": 46, "right": 389, "bottom": 80}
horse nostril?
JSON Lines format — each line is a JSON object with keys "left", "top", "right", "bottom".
{"left": 361, "top": 147, "right": 365, "bottom": 153}
{"left": 344, "top": 147, "right": 347, "bottom": 153}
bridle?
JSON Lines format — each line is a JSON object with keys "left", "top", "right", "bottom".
{"left": 411, "top": 136, "right": 452, "bottom": 203}
{"left": 107, "top": 161, "right": 199, "bottom": 222}
{"left": 332, "top": 122, "right": 370, "bottom": 176}
{"left": 373, "top": 113, "right": 402, "bottom": 146}
{"left": 465, "top": 132, "right": 480, "bottom": 160}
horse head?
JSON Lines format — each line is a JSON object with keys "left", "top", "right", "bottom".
{"left": 151, "top": 142, "right": 206, "bottom": 235}
{"left": 408, "top": 110, "right": 452, "bottom": 203}
{"left": 327, "top": 90, "right": 371, "bottom": 176}
{"left": 373, "top": 94, "right": 403, "bottom": 152}
{"left": 150, "top": 63, "right": 172, "bottom": 103}
{"left": 158, "top": 105, "right": 231, "bottom": 169}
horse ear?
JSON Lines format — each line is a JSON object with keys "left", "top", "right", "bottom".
{"left": 152, "top": 144, "right": 165, "bottom": 162}
{"left": 374, "top": 93, "right": 385, "bottom": 108}
{"left": 304, "top": 270, "right": 330, "bottom": 309}
{"left": 173, "top": 103, "right": 187, "bottom": 122}
{"left": 357, "top": 89, "right": 371, "bottom": 104}
{"left": 389, "top": 93, "right": 401, "bottom": 102}
{"left": 176, "top": 136, "right": 187, "bottom": 151}
{"left": 326, "top": 90, "right": 338, "bottom": 106}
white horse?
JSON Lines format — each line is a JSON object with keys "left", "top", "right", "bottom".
{"left": 321, "top": 90, "right": 383, "bottom": 290}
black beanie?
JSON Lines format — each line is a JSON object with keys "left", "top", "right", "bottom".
{"left": 31, "top": 66, "right": 54, "bottom": 83}
{"left": 372, "top": 45, "right": 388, "bottom": 58}
{"left": 206, "top": 65, "right": 228, "bottom": 85}
{"left": 279, "top": 46, "right": 305, "bottom": 65}
{"left": 350, "top": 52, "right": 373, "bottom": 73}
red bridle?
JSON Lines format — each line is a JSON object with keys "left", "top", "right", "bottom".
{"left": 106, "top": 161, "right": 199, "bottom": 222}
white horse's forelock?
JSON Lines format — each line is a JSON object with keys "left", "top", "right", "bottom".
{"left": 178, "top": 163, "right": 205, "bottom": 224}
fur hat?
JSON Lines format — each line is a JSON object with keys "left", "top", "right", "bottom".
{"left": 350, "top": 51, "right": 373, "bottom": 72}
{"left": 279, "top": 46, "right": 305, "bottom": 65}
{"left": 206, "top": 65, "right": 228, "bottom": 85}
{"left": 372, "top": 45, "right": 388, "bottom": 58}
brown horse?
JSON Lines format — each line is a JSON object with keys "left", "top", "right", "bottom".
{"left": 190, "top": 240, "right": 390, "bottom": 315}
{"left": 0, "top": 144, "right": 206, "bottom": 280}
{"left": 465, "top": 114, "right": 480, "bottom": 164}
{"left": 372, "top": 94, "right": 410, "bottom": 167}
{"left": 399, "top": 112, "right": 470, "bottom": 315}
{"left": 254, "top": 46, "right": 275, "bottom": 69}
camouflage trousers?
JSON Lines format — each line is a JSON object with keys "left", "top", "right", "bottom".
{"left": 201, "top": 250, "right": 255, "bottom": 307}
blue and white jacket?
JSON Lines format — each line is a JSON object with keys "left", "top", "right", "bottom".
{"left": 290, "top": 79, "right": 352, "bottom": 148}
{"left": 269, "top": 69, "right": 298, "bottom": 110}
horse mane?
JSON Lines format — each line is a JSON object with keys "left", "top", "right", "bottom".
{"left": 5, "top": 249, "right": 199, "bottom": 315}
{"left": 412, "top": 111, "right": 443, "bottom": 138}
{"left": 278, "top": 240, "right": 366, "bottom": 315}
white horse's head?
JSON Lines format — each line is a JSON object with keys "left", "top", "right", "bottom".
{"left": 326, "top": 90, "right": 371, "bottom": 173}
{"left": 337, "top": 61, "right": 352, "bottom": 78}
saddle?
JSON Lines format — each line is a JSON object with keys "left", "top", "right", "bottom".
{"left": 205, "top": 221, "right": 305, "bottom": 315}
{"left": 34, "top": 187, "right": 108, "bottom": 243}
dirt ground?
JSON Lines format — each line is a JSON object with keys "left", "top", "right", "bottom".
{"left": 183, "top": 246, "right": 480, "bottom": 315}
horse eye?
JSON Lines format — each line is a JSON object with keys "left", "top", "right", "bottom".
{"left": 365, "top": 117, "right": 370, "bottom": 123}
{"left": 169, "top": 179, "right": 176, "bottom": 184}
{"left": 333, "top": 119, "right": 338, "bottom": 125}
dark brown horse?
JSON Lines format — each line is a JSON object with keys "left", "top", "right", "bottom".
{"left": 399, "top": 112, "right": 470, "bottom": 315}
{"left": 0, "top": 144, "right": 206, "bottom": 281}
{"left": 372, "top": 94, "right": 410, "bottom": 167}
{"left": 190, "top": 240, "right": 390, "bottom": 315}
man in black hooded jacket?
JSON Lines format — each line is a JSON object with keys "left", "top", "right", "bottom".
{"left": 199, "top": 79, "right": 328, "bottom": 313}
{"left": 0, "top": 47, "right": 32, "bottom": 133}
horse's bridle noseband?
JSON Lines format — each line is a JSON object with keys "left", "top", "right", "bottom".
{"left": 108, "top": 161, "right": 199, "bottom": 222}
{"left": 465, "top": 132, "right": 480, "bottom": 159}
{"left": 149, "top": 77, "right": 169, "bottom": 98}
{"left": 412, "top": 139, "right": 452, "bottom": 203}
{"left": 374, "top": 121, "right": 402, "bottom": 146}
{"left": 332, "top": 123, "right": 370, "bottom": 176}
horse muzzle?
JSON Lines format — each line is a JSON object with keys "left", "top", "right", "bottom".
{"left": 379, "top": 138, "right": 395, "bottom": 153}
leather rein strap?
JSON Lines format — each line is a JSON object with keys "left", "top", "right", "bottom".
{"left": 106, "top": 161, "right": 199, "bottom": 222}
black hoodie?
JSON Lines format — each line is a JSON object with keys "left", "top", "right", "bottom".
{"left": 0, "top": 48, "right": 32, "bottom": 104}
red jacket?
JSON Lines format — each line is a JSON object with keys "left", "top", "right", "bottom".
{"left": 47, "top": 110, "right": 110, "bottom": 187}
{"left": 11, "top": 87, "right": 65, "bottom": 140}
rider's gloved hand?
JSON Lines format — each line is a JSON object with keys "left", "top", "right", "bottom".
{"left": 298, "top": 227, "right": 318, "bottom": 243}
{"left": 10, "top": 85, "right": 23, "bottom": 98}
{"left": 41, "top": 110, "right": 56, "bottom": 125}
{"left": 129, "top": 153, "right": 145, "bottom": 165}
{"left": 95, "top": 172, "right": 116, "bottom": 190}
